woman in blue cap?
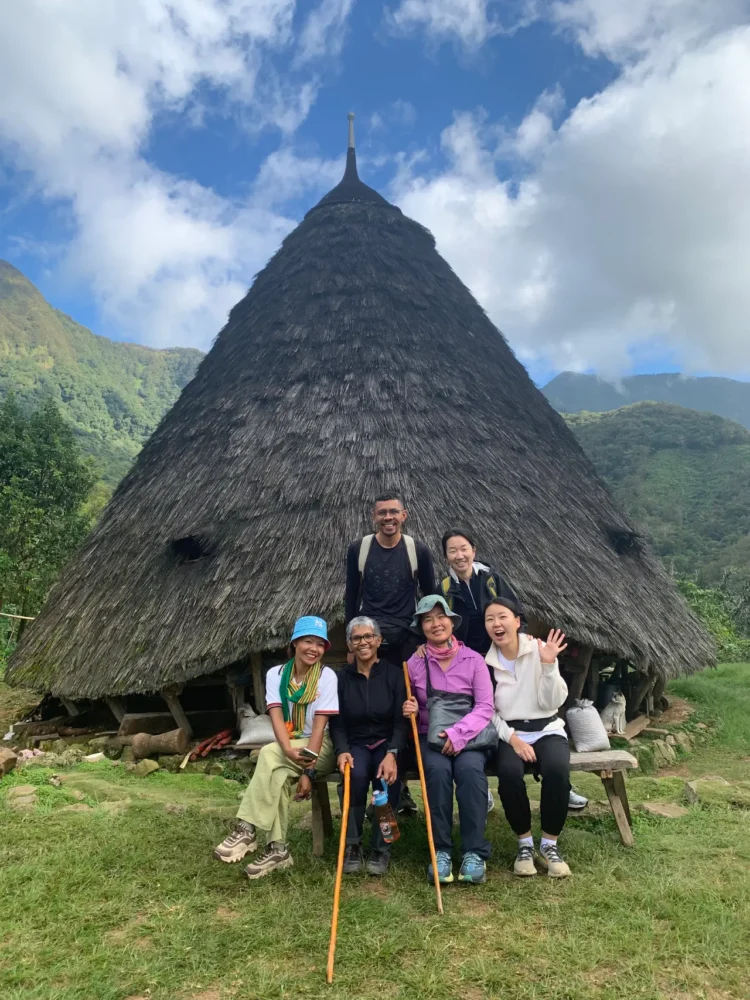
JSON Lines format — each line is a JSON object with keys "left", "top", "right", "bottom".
{"left": 213, "top": 615, "right": 339, "bottom": 879}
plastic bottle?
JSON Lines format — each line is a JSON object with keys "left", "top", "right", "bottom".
{"left": 372, "top": 780, "right": 400, "bottom": 844}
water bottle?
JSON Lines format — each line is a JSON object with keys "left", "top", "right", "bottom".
{"left": 372, "top": 780, "right": 400, "bottom": 844}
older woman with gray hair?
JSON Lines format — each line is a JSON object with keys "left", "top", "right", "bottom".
{"left": 328, "top": 616, "right": 408, "bottom": 875}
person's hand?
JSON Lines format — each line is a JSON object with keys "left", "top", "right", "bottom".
{"left": 439, "top": 731, "right": 457, "bottom": 756}
{"left": 538, "top": 629, "right": 567, "bottom": 663}
{"left": 346, "top": 651, "right": 355, "bottom": 665}
{"left": 510, "top": 733, "right": 536, "bottom": 762}
{"left": 415, "top": 644, "right": 426, "bottom": 659}
{"left": 294, "top": 774, "right": 313, "bottom": 800}
{"left": 337, "top": 752, "right": 354, "bottom": 775}
{"left": 377, "top": 752, "right": 398, "bottom": 784}
{"left": 284, "top": 747, "right": 307, "bottom": 767}
{"left": 402, "top": 697, "right": 418, "bottom": 717}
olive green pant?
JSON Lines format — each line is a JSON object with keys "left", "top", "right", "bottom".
{"left": 236, "top": 734, "right": 335, "bottom": 844}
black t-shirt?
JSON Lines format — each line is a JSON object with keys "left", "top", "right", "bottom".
{"left": 460, "top": 573, "right": 491, "bottom": 656}
{"left": 361, "top": 538, "right": 418, "bottom": 631}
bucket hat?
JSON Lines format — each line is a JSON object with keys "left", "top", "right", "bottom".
{"left": 410, "top": 594, "right": 463, "bottom": 631}
{"left": 290, "top": 615, "right": 330, "bottom": 650}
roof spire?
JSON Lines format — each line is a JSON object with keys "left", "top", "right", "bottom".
{"left": 343, "top": 112, "right": 358, "bottom": 182}
{"left": 348, "top": 112, "right": 355, "bottom": 149}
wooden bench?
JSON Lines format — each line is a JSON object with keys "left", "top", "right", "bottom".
{"left": 309, "top": 749, "right": 638, "bottom": 855}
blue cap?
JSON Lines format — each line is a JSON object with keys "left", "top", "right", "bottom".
{"left": 290, "top": 615, "right": 330, "bottom": 651}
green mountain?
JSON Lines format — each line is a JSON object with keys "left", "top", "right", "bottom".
{"left": 566, "top": 403, "right": 750, "bottom": 581}
{"left": 0, "top": 261, "right": 203, "bottom": 483}
{"left": 545, "top": 371, "right": 750, "bottom": 430}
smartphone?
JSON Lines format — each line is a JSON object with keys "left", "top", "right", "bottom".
{"left": 299, "top": 747, "right": 319, "bottom": 762}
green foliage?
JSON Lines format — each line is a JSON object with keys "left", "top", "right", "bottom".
{"left": 0, "top": 260, "right": 203, "bottom": 485}
{"left": 676, "top": 579, "right": 750, "bottom": 662}
{"left": 0, "top": 395, "right": 96, "bottom": 617}
{"left": 566, "top": 402, "right": 750, "bottom": 581}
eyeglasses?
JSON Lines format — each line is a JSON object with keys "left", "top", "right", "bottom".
{"left": 375, "top": 508, "right": 403, "bottom": 517}
{"left": 351, "top": 633, "right": 377, "bottom": 644}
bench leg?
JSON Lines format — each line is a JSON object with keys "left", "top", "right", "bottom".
{"left": 310, "top": 785, "right": 325, "bottom": 857}
{"left": 612, "top": 770, "right": 632, "bottom": 826}
{"left": 601, "top": 772, "right": 635, "bottom": 848}
{"left": 316, "top": 780, "right": 334, "bottom": 837}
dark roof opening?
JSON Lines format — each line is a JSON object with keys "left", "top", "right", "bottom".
{"left": 170, "top": 535, "right": 208, "bottom": 563}
{"left": 607, "top": 526, "right": 642, "bottom": 556}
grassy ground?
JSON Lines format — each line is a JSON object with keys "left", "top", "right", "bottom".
{"left": 1, "top": 666, "right": 749, "bottom": 1000}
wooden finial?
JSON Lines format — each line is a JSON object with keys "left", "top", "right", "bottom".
{"left": 347, "top": 112, "right": 355, "bottom": 149}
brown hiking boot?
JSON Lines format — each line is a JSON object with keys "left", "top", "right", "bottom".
{"left": 243, "top": 842, "right": 293, "bottom": 880}
{"left": 213, "top": 821, "right": 257, "bottom": 863}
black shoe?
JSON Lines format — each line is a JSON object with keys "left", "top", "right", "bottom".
{"left": 343, "top": 844, "right": 364, "bottom": 874}
{"left": 366, "top": 850, "right": 390, "bottom": 876}
{"left": 397, "top": 784, "right": 418, "bottom": 816}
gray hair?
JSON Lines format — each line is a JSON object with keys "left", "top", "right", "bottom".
{"left": 346, "top": 616, "right": 382, "bottom": 644}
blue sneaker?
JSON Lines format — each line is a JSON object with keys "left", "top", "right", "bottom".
{"left": 427, "top": 850, "right": 454, "bottom": 884}
{"left": 458, "top": 852, "right": 487, "bottom": 884}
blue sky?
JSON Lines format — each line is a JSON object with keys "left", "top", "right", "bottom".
{"left": 1, "top": 1, "right": 749, "bottom": 386}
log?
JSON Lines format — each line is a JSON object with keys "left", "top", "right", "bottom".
{"left": 131, "top": 728, "right": 189, "bottom": 760}
{"left": 117, "top": 710, "right": 232, "bottom": 737}
{"left": 566, "top": 645, "right": 594, "bottom": 704}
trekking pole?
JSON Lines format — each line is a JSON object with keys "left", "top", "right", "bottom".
{"left": 326, "top": 759, "right": 350, "bottom": 984}
{"left": 403, "top": 662, "right": 444, "bottom": 916}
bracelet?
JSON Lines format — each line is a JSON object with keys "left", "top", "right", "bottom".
{"left": 302, "top": 767, "right": 317, "bottom": 781}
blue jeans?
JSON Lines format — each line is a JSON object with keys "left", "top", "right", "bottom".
{"left": 339, "top": 743, "right": 401, "bottom": 852}
{"left": 421, "top": 736, "right": 490, "bottom": 859}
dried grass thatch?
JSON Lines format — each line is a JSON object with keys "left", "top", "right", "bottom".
{"left": 7, "top": 135, "right": 715, "bottom": 697}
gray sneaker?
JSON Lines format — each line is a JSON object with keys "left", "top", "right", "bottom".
{"left": 568, "top": 789, "right": 588, "bottom": 811}
{"left": 343, "top": 844, "right": 364, "bottom": 874}
{"left": 366, "top": 850, "right": 390, "bottom": 876}
{"left": 243, "top": 842, "right": 293, "bottom": 880}
{"left": 213, "top": 820, "right": 257, "bottom": 863}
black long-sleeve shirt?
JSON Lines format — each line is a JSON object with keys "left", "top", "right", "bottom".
{"left": 328, "top": 660, "right": 408, "bottom": 757}
{"left": 344, "top": 535, "right": 436, "bottom": 628}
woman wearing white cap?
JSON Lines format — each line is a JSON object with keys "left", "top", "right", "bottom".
{"left": 213, "top": 615, "right": 339, "bottom": 879}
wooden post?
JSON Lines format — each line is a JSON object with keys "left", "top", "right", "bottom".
{"left": 588, "top": 661, "right": 600, "bottom": 705}
{"left": 161, "top": 686, "right": 193, "bottom": 739}
{"left": 627, "top": 671, "right": 655, "bottom": 719}
{"left": 60, "top": 697, "right": 80, "bottom": 717}
{"left": 567, "top": 645, "right": 594, "bottom": 704}
{"left": 105, "top": 697, "right": 127, "bottom": 724}
{"left": 311, "top": 786, "right": 326, "bottom": 857}
{"left": 251, "top": 652, "right": 266, "bottom": 714}
{"left": 601, "top": 770, "right": 635, "bottom": 847}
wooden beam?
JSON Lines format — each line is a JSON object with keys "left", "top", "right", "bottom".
{"left": 160, "top": 687, "right": 193, "bottom": 740}
{"left": 627, "top": 672, "right": 655, "bottom": 719}
{"left": 588, "top": 661, "right": 600, "bottom": 705}
{"left": 105, "top": 697, "right": 126, "bottom": 724}
{"left": 623, "top": 715, "right": 651, "bottom": 741}
{"left": 251, "top": 652, "right": 266, "bottom": 714}
{"left": 567, "top": 645, "right": 594, "bottom": 704}
{"left": 60, "top": 697, "right": 80, "bottom": 718}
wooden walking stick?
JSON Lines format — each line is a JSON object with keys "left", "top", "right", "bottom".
{"left": 403, "top": 661, "right": 444, "bottom": 916}
{"left": 326, "top": 759, "right": 351, "bottom": 984}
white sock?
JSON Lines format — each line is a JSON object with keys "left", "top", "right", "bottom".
{"left": 270, "top": 840, "right": 287, "bottom": 851}
{"left": 540, "top": 838, "right": 557, "bottom": 852}
{"left": 518, "top": 836, "right": 534, "bottom": 849}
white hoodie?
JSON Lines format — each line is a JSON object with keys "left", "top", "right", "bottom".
{"left": 485, "top": 633, "right": 568, "bottom": 743}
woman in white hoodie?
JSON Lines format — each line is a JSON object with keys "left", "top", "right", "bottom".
{"left": 484, "top": 597, "right": 572, "bottom": 878}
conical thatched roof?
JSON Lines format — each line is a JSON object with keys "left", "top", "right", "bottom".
{"left": 8, "top": 123, "right": 715, "bottom": 698}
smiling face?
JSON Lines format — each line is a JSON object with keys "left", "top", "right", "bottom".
{"left": 444, "top": 534, "right": 476, "bottom": 578}
{"left": 347, "top": 624, "right": 382, "bottom": 664}
{"left": 373, "top": 498, "right": 407, "bottom": 539}
{"left": 484, "top": 603, "right": 521, "bottom": 648}
{"left": 293, "top": 635, "right": 327, "bottom": 666}
{"left": 420, "top": 607, "right": 454, "bottom": 645}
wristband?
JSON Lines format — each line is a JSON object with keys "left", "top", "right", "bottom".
{"left": 302, "top": 767, "right": 317, "bottom": 781}
{"left": 386, "top": 748, "right": 399, "bottom": 758}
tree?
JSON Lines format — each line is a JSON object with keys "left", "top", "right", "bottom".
{"left": 0, "top": 395, "right": 96, "bottom": 617}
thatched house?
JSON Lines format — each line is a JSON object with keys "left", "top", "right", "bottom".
{"left": 7, "top": 118, "right": 714, "bottom": 728}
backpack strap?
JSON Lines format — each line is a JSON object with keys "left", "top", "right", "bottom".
{"left": 358, "top": 534, "right": 375, "bottom": 576}
{"left": 440, "top": 576, "right": 453, "bottom": 611}
{"left": 403, "top": 534, "right": 418, "bottom": 578}
{"left": 486, "top": 572, "right": 498, "bottom": 600}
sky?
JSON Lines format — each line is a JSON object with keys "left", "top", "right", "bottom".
{"left": 1, "top": 0, "right": 749, "bottom": 387}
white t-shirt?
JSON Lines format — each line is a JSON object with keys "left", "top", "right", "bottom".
{"left": 265, "top": 664, "right": 339, "bottom": 738}
{"left": 496, "top": 651, "right": 516, "bottom": 676}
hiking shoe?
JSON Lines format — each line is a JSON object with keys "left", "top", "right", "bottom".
{"left": 568, "top": 789, "right": 588, "bottom": 811}
{"left": 513, "top": 843, "right": 537, "bottom": 877}
{"left": 398, "top": 784, "right": 418, "bottom": 816}
{"left": 366, "top": 850, "right": 390, "bottom": 876}
{"left": 458, "top": 852, "right": 487, "bottom": 884}
{"left": 343, "top": 844, "right": 364, "bottom": 874}
{"left": 213, "top": 821, "right": 257, "bottom": 863}
{"left": 487, "top": 789, "right": 495, "bottom": 813}
{"left": 427, "top": 850, "right": 454, "bottom": 884}
{"left": 538, "top": 842, "right": 571, "bottom": 878}
{"left": 243, "top": 842, "right": 293, "bottom": 880}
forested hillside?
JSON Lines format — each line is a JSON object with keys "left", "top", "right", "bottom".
{"left": 567, "top": 403, "right": 750, "bottom": 581}
{"left": 546, "top": 371, "right": 750, "bottom": 430}
{"left": 0, "top": 261, "right": 203, "bottom": 483}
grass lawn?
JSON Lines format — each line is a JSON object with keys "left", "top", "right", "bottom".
{"left": 1, "top": 664, "right": 749, "bottom": 1000}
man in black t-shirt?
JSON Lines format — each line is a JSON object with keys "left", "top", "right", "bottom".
{"left": 345, "top": 492, "right": 436, "bottom": 667}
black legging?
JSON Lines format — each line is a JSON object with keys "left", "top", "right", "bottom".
{"left": 495, "top": 735, "right": 570, "bottom": 836}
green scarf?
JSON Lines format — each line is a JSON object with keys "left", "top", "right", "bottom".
{"left": 280, "top": 658, "right": 323, "bottom": 738}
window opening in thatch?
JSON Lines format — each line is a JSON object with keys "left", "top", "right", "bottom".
{"left": 170, "top": 535, "right": 207, "bottom": 563}
{"left": 606, "top": 527, "right": 641, "bottom": 556}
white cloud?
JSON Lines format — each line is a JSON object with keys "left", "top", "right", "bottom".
{"left": 389, "top": 2, "right": 750, "bottom": 377}
{"left": 0, "top": 0, "right": 354, "bottom": 348}
{"left": 385, "top": 0, "right": 534, "bottom": 49}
